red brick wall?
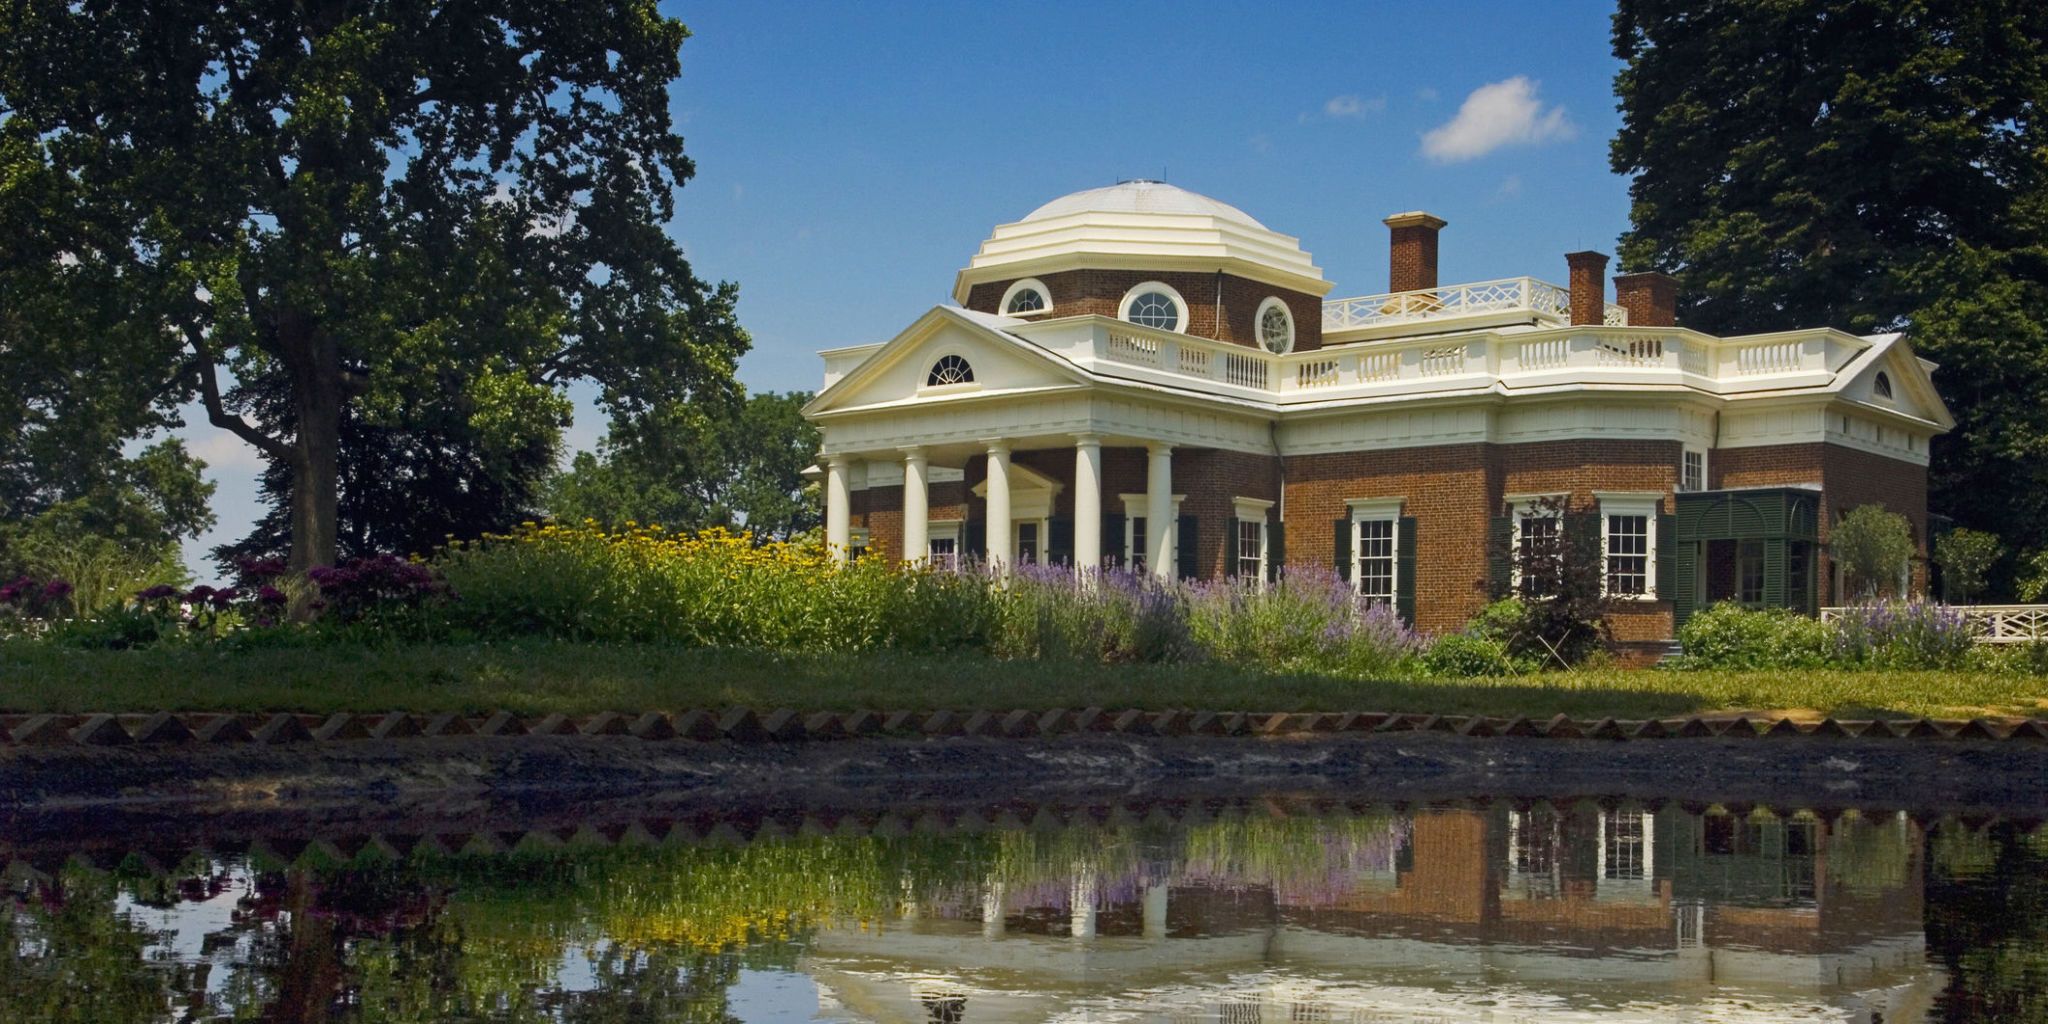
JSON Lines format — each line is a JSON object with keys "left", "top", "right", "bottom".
{"left": 1387, "top": 221, "right": 1442, "bottom": 294}
{"left": 847, "top": 481, "right": 967, "bottom": 562}
{"left": 963, "top": 269, "right": 1324, "bottom": 352}
{"left": 1284, "top": 439, "right": 1680, "bottom": 637}
{"left": 1711, "top": 443, "right": 1930, "bottom": 599}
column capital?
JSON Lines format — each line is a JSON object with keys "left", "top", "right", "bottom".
{"left": 897, "top": 445, "right": 928, "bottom": 461}
{"left": 1146, "top": 441, "right": 1174, "bottom": 456}
{"left": 982, "top": 439, "right": 1011, "bottom": 456}
{"left": 1072, "top": 433, "right": 1102, "bottom": 448}
{"left": 824, "top": 453, "right": 852, "bottom": 469}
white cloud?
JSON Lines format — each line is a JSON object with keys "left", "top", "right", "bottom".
{"left": 1322, "top": 93, "right": 1385, "bottom": 119}
{"left": 1420, "top": 76, "right": 1575, "bottom": 163}
{"left": 1416, "top": 86, "right": 1440, "bottom": 103}
{"left": 188, "top": 429, "right": 268, "bottom": 472}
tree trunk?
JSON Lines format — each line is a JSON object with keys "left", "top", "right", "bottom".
{"left": 285, "top": 324, "right": 344, "bottom": 573}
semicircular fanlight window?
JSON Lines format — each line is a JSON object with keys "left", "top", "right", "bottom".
{"left": 927, "top": 354, "right": 975, "bottom": 387}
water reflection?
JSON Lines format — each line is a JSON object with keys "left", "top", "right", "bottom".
{"left": 1, "top": 800, "right": 2043, "bottom": 1022}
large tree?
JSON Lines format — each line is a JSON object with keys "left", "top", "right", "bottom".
{"left": 0, "top": 0, "right": 747, "bottom": 572}
{"left": 1611, "top": 0, "right": 2048, "bottom": 575}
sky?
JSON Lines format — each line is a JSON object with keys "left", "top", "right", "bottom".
{"left": 173, "top": 0, "right": 1636, "bottom": 577}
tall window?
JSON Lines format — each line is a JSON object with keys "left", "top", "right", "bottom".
{"left": 928, "top": 523, "right": 961, "bottom": 571}
{"left": 1016, "top": 522, "right": 1040, "bottom": 564}
{"left": 1682, "top": 449, "right": 1706, "bottom": 492}
{"left": 1603, "top": 811, "right": 1647, "bottom": 880}
{"left": 1513, "top": 510, "right": 1560, "bottom": 595}
{"left": 1355, "top": 518, "right": 1396, "bottom": 603}
{"left": 1605, "top": 514, "right": 1651, "bottom": 597}
{"left": 1739, "top": 539, "right": 1765, "bottom": 603}
{"left": 1126, "top": 515, "right": 1147, "bottom": 570}
{"left": 1237, "top": 519, "right": 1265, "bottom": 579}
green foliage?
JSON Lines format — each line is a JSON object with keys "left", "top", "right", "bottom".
{"left": 1485, "top": 500, "right": 1614, "bottom": 666}
{"left": 1832, "top": 505, "right": 1916, "bottom": 599}
{"left": 1186, "top": 570, "right": 1422, "bottom": 676}
{"left": 2018, "top": 548, "right": 2048, "bottom": 603}
{"left": 0, "top": 439, "right": 214, "bottom": 601}
{"left": 1675, "top": 603, "right": 1833, "bottom": 670}
{"left": 1829, "top": 601, "right": 1978, "bottom": 670}
{"left": 1609, "top": 0, "right": 2048, "bottom": 567}
{"left": 1421, "top": 633, "right": 1519, "bottom": 678}
{"left": 1937, "top": 527, "right": 2005, "bottom": 604}
{"left": 0, "top": 1, "right": 748, "bottom": 570}
{"left": 546, "top": 390, "right": 821, "bottom": 539}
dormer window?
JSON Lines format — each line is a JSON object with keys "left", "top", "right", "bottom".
{"left": 1119, "top": 281, "right": 1188, "bottom": 333}
{"left": 1874, "top": 371, "right": 1893, "bottom": 400}
{"left": 926, "top": 354, "right": 974, "bottom": 387}
{"left": 1000, "top": 278, "right": 1051, "bottom": 316}
{"left": 1256, "top": 297, "right": 1295, "bottom": 354}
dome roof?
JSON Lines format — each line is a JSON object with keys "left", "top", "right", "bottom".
{"left": 954, "top": 182, "right": 1327, "bottom": 304}
{"left": 1020, "top": 181, "right": 1268, "bottom": 230}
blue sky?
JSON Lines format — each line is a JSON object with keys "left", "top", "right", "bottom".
{"left": 176, "top": 0, "right": 1636, "bottom": 574}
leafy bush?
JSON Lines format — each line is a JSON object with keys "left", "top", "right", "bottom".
{"left": 1829, "top": 601, "right": 1977, "bottom": 670}
{"left": 1935, "top": 527, "right": 2002, "bottom": 604}
{"left": 2018, "top": 547, "right": 2048, "bottom": 603}
{"left": 1187, "top": 568, "right": 1421, "bottom": 676}
{"left": 1675, "top": 603, "right": 1832, "bottom": 670}
{"left": 1832, "top": 505, "right": 1915, "bottom": 599}
{"left": 1420, "top": 633, "right": 1518, "bottom": 677}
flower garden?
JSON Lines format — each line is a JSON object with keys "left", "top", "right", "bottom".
{"left": 3, "top": 522, "right": 2046, "bottom": 721}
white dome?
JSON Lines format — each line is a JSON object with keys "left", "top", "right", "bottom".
{"left": 1020, "top": 181, "right": 1268, "bottom": 230}
{"left": 954, "top": 182, "right": 1328, "bottom": 303}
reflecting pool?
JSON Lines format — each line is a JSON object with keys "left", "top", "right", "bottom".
{"left": 4, "top": 798, "right": 2045, "bottom": 1022}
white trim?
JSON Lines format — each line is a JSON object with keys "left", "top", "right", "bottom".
{"left": 919, "top": 350, "right": 980, "bottom": 394}
{"left": 926, "top": 520, "right": 963, "bottom": 569}
{"left": 1255, "top": 296, "right": 1296, "bottom": 354}
{"left": 1232, "top": 496, "right": 1276, "bottom": 518}
{"left": 1232, "top": 497, "right": 1274, "bottom": 582}
{"left": 1681, "top": 446, "right": 1708, "bottom": 493}
{"left": 1118, "top": 281, "right": 1190, "bottom": 334}
{"left": 1119, "top": 493, "right": 1184, "bottom": 573}
{"left": 1598, "top": 495, "right": 1660, "bottom": 601}
{"left": 1000, "top": 278, "right": 1053, "bottom": 317}
{"left": 1348, "top": 500, "right": 1403, "bottom": 602}
{"left": 1508, "top": 500, "right": 1563, "bottom": 594}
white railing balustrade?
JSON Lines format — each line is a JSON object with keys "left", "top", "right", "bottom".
{"left": 1107, "top": 330, "right": 1161, "bottom": 366}
{"left": 1322, "top": 277, "right": 1564, "bottom": 331}
{"left": 1596, "top": 334, "right": 1665, "bottom": 368}
{"left": 1603, "top": 305, "right": 1629, "bottom": 327}
{"left": 1734, "top": 340, "right": 1801, "bottom": 376}
{"left": 1223, "top": 351, "right": 1269, "bottom": 389}
{"left": 1677, "top": 340, "right": 1710, "bottom": 375}
{"left": 1358, "top": 351, "right": 1400, "bottom": 382}
{"left": 1519, "top": 337, "right": 1570, "bottom": 371}
{"left": 1296, "top": 358, "right": 1341, "bottom": 389}
{"left": 1420, "top": 346, "right": 1465, "bottom": 376}
{"left": 1820, "top": 604, "right": 2048, "bottom": 645}
{"left": 1177, "top": 347, "right": 1210, "bottom": 377}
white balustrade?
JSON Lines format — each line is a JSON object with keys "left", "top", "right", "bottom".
{"left": 1177, "top": 347, "right": 1211, "bottom": 377}
{"left": 1323, "top": 276, "right": 1573, "bottom": 331}
{"left": 1420, "top": 346, "right": 1465, "bottom": 376}
{"left": 1518, "top": 337, "right": 1570, "bottom": 371}
{"left": 1106, "top": 329, "right": 1161, "bottom": 366}
{"left": 1295, "top": 358, "right": 1341, "bottom": 389}
{"left": 1733, "top": 340, "right": 1801, "bottom": 375}
{"left": 1358, "top": 351, "right": 1400, "bottom": 382}
{"left": 1223, "top": 351, "right": 1269, "bottom": 389}
{"left": 1595, "top": 334, "right": 1665, "bottom": 368}
{"left": 1677, "top": 340, "right": 1710, "bottom": 375}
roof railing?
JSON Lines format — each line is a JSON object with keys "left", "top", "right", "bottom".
{"left": 1323, "top": 276, "right": 1626, "bottom": 332}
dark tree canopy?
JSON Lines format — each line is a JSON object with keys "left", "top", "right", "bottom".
{"left": 0, "top": 0, "right": 747, "bottom": 572}
{"left": 1611, "top": 0, "right": 2048, "bottom": 583}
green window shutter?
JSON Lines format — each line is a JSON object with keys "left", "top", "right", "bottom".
{"left": 1176, "top": 514, "right": 1199, "bottom": 580}
{"left": 1268, "top": 520, "right": 1286, "bottom": 583}
{"left": 1047, "top": 516, "right": 1074, "bottom": 567}
{"left": 1396, "top": 516, "right": 1418, "bottom": 626}
{"left": 1334, "top": 518, "right": 1353, "bottom": 583}
{"left": 1656, "top": 514, "right": 1676, "bottom": 604}
{"left": 1101, "top": 513, "right": 1125, "bottom": 568}
{"left": 1763, "top": 537, "right": 1787, "bottom": 607}
{"left": 1225, "top": 517, "right": 1240, "bottom": 576}
{"left": 1487, "top": 515, "right": 1512, "bottom": 596}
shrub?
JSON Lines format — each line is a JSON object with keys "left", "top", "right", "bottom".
{"left": 1186, "top": 568, "right": 1421, "bottom": 675}
{"left": 2018, "top": 548, "right": 2048, "bottom": 603}
{"left": 1421, "top": 633, "right": 1518, "bottom": 677}
{"left": 1935, "top": 528, "right": 2002, "bottom": 604}
{"left": 1675, "top": 603, "right": 1832, "bottom": 670}
{"left": 1832, "top": 505, "right": 1915, "bottom": 599}
{"left": 1829, "top": 601, "right": 1977, "bottom": 670}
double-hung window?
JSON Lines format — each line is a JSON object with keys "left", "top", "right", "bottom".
{"left": 1507, "top": 497, "right": 1564, "bottom": 596}
{"left": 1120, "top": 494, "right": 1182, "bottom": 575}
{"left": 1347, "top": 499, "right": 1402, "bottom": 604}
{"left": 1681, "top": 449, "right": 1707, "bottom": 493}
{"left": 1597, "top": 494, "right": 1661, "bottom": 600}
{"left": 1232, "top": 497, "right": 1274, "bottom": 582}
{"left": 927, "top": 522, "right": 962, "bottom": 570}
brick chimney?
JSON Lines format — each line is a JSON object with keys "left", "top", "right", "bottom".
{"left": 1384, "top": 211, "right": 1446, "bottom": 294}
{"left": 1565, "top": 251, "right": 1609, "bottom": 326}
{"left": 1612, "top": 271, "right": 1678, "bottom": 327}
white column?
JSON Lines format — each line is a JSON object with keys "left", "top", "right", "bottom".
{"left": 1146, "top": 443, "right": 1173, "bottom": 579}
{"left": 981, "top": 880, "right": 1006, "bottom": 940}
{"left": 901, "top": 448, "right": 929, "bottom": 565}
{"left": 1073, "top": 435, "right": 1103, "bottom": 576}
{"left": 1069, "top": 867, "right": 1097, "bottom": 940}
{"left": 1143, "top": 884, "right": 1168, "bottom": 940}
{"left": 825, "top": 455, "right": 852, "bottom": 564}
{"left": 984, "top": 442, "right": 1012, "bottom": 571}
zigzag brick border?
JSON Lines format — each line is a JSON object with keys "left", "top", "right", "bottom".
{"left": 3, "top": 708, "right": 2047, "bottom": 748}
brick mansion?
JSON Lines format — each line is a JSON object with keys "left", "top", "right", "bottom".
{"left": 801, "top": 181, "right": 1951, "bottom": 644}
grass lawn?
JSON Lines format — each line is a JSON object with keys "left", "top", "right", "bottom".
{"left": 4, "top": 640, "right": 2046, "bottom": 721}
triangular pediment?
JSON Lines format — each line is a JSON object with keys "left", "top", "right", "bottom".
{"left": 1844, "top": 335, "right": 1954, "bottom": 429}
{"left": 804, "top": 306, "right": 1088, "bottom": 416}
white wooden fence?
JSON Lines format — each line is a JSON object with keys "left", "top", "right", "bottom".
{"left": 1820, "top": 604, "right": 2048, "bottom": 645}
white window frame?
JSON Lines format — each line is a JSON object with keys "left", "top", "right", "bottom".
{"left": 1117, "top": 281, "right": 1189, "bottom": 334}
{"left": 1254, "top": 296, "right": 1295, "bottom": 354}
{"left": 1505, "top": 493, "right": 1565, "bottom": 594}
{"left": 1681, "top": 448, "right": 1707, "bottom": 493}
{"left": 1596, "top": 492, "right": 1661, "bottom": 600}
{"left": 847, "top": 527, "right": 871, "bottom": 561}
{"left": 927, "top": 520, "right": 962, "bottom": 570}
{"left": 1232, "top": 497, "right": 1274, "bottom": 581}
{"left": 1346, "top": 498, "right": 1403, "bottom": 603}
{"left": 1119, "top": 493, "right": 1183, "bottom": 574}
{"left": 999, "top": 278, "right": 1053, "bottom": 317}
{"left": 920, "top": 350, "right": 979, "bottom": 394}
{"left": 1595, "top": 810, "right": 1657, "bottom": 903}
{"left": 1013, "top": 518, "right": 1049, "bottom": 565}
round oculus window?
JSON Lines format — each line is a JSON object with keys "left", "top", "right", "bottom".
{"left": 1127, "top": 291, "right": 1181, "bottom": 331}
{"left": 1257, "top": 299, "right": 1294, "bottom": 353}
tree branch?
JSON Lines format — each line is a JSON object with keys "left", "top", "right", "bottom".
{"left": 185, "top": 324, "right": 291, "bottom": 460}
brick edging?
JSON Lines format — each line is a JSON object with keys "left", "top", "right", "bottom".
{"left": 3, "top": 709, "right": 2045, "bottom": 748}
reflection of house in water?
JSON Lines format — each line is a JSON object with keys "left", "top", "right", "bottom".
{"left": 804, "top": 807, "right": 1938, "bottom": 1023}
